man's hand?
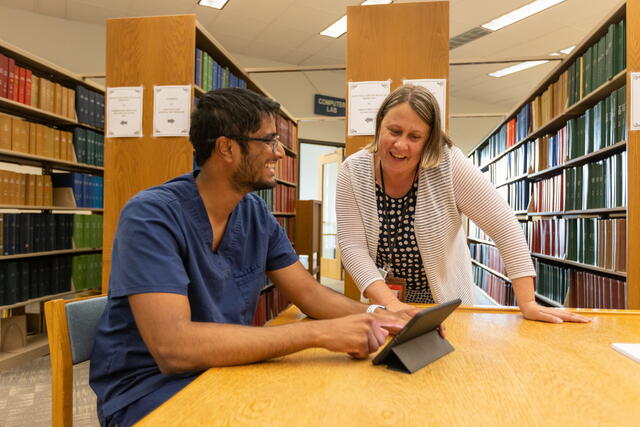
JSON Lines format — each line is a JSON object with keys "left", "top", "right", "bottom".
{"left": 311, "top": 313, "right": 405, "bottom": 359}
{"left": 519, "top": 300, "right": 590, "bottom": 324}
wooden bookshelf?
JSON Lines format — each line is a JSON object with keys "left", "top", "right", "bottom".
{"left": 470, "top": 259, "right": 511, "bottom": 283}
{"left": 295, "top": 200, "right": 321, "bottom": 280}
{"left": 0, "top": 148, "right": 104, "bottom": 174}
{"left": 535, "top": 292, "right": 563, "bottom": 308}
{"left": 0, "top": 248, "right": 101, "bottom": 261}
{"left": 343, "top": 2, "right": 449, "bottom": 300}
{"left": 0, "top": 205, "right": 103, "bottom": 212}
{"left": 531, "top": 253, "right": 627, "bottom": 279}
{"left": 0, "top": 39, "right": 105, "bottom": 368}
{"left": 467, "top": 236, "right": 496, "bottom": 247}
{"left": 467, "top": 1, "right": 638, "bottom": 308}
{"left": 528, "top": 141, "right": 626, "bottom": 180}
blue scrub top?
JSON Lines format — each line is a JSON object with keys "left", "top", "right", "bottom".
{"left": 89, "top": 171, "right": 298, "bottom": 425}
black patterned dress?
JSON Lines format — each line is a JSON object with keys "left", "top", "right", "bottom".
{"left": 375, "top": 181, "right": 435, "bottom": 304}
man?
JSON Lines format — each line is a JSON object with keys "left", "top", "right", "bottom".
{"left": 90, "top": 88, "right": 410, "bottom": 426}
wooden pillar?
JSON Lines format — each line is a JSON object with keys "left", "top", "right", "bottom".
{"left": 626, "top": 0, "right": 639, "bottom": 308}
{"left": 103, "top": 16, "right": 196, "bottom": 292}
{"left": 344, "top": 2, "right": 449, "bottom": 299}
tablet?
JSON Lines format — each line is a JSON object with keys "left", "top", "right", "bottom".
{"left": 372, "top": 298, "right": 462, "bottom": 367}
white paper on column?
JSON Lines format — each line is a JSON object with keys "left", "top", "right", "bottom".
{"left": 403, "top": 79, "right": 447, "bottom": 126}
{"left": 630, "top": 73, "right": 640, "bottom": 131}
{"left": 347, "top": 80, "right": 391, "bottom": 136}
{"left": 106, "top": 86, "right": 143, "bottom": 138}
{"left": 153, "top": 85, "right": 192, "bottom": 137}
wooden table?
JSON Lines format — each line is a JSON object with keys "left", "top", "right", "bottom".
{"left": 138, "top": 306, "right": 640, "bottom": 426}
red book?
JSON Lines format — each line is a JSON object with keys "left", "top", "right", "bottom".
{"left": 0, "top": 53, "right": 8, "bottom": 98}
{"left": 17, "top": 66, "right": 26, "bottom": 104}
{"left": 7, "top": 57, "right": 16, "bottom": 101}
{"left": 24, "top": 69, "right": 32, "bottom": 105}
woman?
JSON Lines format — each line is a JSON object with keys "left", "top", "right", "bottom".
{"left": 336, "top": 84, "right": 588, "bottom": 323}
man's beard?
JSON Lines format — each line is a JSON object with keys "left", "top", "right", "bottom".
{"left": 231, "top": 154, "right": 276, "bottom": 193}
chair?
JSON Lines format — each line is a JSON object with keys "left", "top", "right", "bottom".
{"left": 44, "top": 295, "right": 108, "bottom": 427}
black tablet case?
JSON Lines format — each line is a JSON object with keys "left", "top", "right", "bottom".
{"left": 372, "top": 298, "right": 461, "bottom": 373}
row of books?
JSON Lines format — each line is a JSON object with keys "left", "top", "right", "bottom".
{"left": 253, "top": 185, "right": 296, "bottom": 214}
{"left": 472, "top": 265, "right": 516, "bottom": 306}
{"left": 51, "top": 172, "right": 104, "bottom": 209}
{"left": 0, "top": 171, "right": 52, "bottom": 206}
{"left": 0, "top": 113, "right": 75, "bottom": 161}
{"left": 252, "top": 284, "right": 290, "bottom": 327}
{"left": 473, "top": 19, "right": 626, "bottom": 169}
{"left": 481, "top": 80, "right": 626, "bottom": 178}
{"left": 276, "top": 114, "right": 297, "bottom": 152}
{"left": 1, "top": 213, "right": 100, "bottom": 255}
{"left": 73, "top": 128, "right": 104, "bottom": 166}
{"left": 531, "top": 70, "right": 568, "bottom": 131}
{"left": 567, "top": 19, "right": 626, "bottom": 105}
{"left": 75, "top": 85, "right": 105, "bottom": 129}
{"left": 487, "top": 140, "right": 532, "bottom": 185}
{"left": 563, "top": 151, "right": 627, "bottom": 211}
{"left": 526, "top": 217, "right": 626, "bottom": 271}
{"left": 564, "top": 86, "right": 626, "bottom": 161}
{"left": 194, "top": 48, "right": 247, "bottom": 92}
{"left": 468, "top": 243, "right": 505, "bottom": 276}
{"left": 535, "top": 259, "right": 627, "bottom": 309}
{"left": 0, "top": 52, "right": 77, "bottom": 120}
{"left": 275, "top": 216, "right": 295, "bottom": 243}
{"left": 274, "top": 184, "right": 296, "bottom": 213}
{"left": 496, "top": 179, "right": 529, "bottom": 212}
{"left": 275, "top": 154, "right": 297, "bottom": 183}
{"left": 71, "top": 253, "right": 102, "bottom": 291}
{"left": 0, "top": 255, "right": 73, "bottom": 306}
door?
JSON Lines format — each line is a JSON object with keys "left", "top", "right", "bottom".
{"left": 318, "top": 149, "right": 344, "bottom": 280}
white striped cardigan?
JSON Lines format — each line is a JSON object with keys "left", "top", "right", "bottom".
{"left": 336, "top": 145, "right": 536, "bottom": 305}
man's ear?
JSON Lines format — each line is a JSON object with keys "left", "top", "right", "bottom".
{"left": 215, "top": 136, "right": 234, "bottom": 160}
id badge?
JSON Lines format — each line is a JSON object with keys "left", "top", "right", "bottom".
{"left": 386, "top": 274, "right": 406, "bottom": 303}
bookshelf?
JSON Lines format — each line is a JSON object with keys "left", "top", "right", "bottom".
{"left": 104, "top": 15, "right": 298, "bottom": 325}
{"left": 0, "top": 39, "right": 105, "bottom": 368}
{"left": 466, "top": 1, "right": 639, "bottom": 309}
{"left": 295, "top": 200, "right": 322, "bottom": 280}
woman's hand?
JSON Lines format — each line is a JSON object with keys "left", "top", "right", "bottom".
{"left": 385, "top": 300, "right": 420, "bottom": 314}
{"left": 519, "top": 300, "right": 590, "bottom": 324}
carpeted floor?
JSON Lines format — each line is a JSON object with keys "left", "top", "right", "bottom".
{"left": 0, "top": 356, "right": 98, "bottom": 427}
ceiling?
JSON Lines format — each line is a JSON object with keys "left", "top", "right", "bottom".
{"left": 0, "top": 0, "right": 623, "bottom": 111}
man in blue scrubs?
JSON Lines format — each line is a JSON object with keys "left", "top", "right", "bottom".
{"left": 90, "top": 88, "right": 409, "bottom": 426}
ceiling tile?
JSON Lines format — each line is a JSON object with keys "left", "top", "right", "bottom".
{"left": 66, "top": 0, "right": 129, "bottom": 25}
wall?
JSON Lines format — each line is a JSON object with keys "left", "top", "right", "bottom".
{"left": 0, "top": 5, "right": 105, "bottom": 80}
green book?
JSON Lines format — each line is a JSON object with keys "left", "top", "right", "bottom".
{"left": 605, "top": 24, "right": 614, "bottom": 81}
{"left": 583, "top": 47, "right": 592, "bottom": 95}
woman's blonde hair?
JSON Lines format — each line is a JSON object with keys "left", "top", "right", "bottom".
{"left": 364, "top": 84, "right": 452, "bottom": 169}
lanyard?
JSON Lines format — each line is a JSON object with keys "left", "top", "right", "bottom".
{"left": 378, "top": 160, "right": 419, "bottom": 276}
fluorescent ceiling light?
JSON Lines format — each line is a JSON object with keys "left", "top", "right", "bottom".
{"left": 489, "top": 60, "right": 549, "bottom": 77}
{"left": 321, "top": 15, "right": 347, "bottom": 38}
{"left": 560, "top": 45, "right": 575, "bottom": 54}
{"left": 198, "top": 0, "right": 229, "bottom": 9}
{"left": 482, "top": 0, "right": 566, "bottom": 32}
{"left": 549, "top": 52, "right": 561, "bottom": 56}
{"left": 320, "top": 0, "right": 392, "bottom": 38}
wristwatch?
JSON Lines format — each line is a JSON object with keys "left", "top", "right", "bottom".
{"left": 366, "top": 304, "right": 386, "bottom": 313}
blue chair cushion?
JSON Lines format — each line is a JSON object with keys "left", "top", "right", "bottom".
{"left": 65, "top": 296, "right": 108, "bottom": 364}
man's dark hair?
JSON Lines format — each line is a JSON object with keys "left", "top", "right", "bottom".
{"left": 190, "top": 88, "right": 281, "bottom": 166}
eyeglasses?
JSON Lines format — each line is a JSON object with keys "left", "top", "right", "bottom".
{"left": 228, "top": 134, "right": 281, "bottom": 153}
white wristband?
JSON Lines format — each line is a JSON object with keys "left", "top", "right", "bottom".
{"left": 367, "top": 304, "right": 386, "bottom": 313}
